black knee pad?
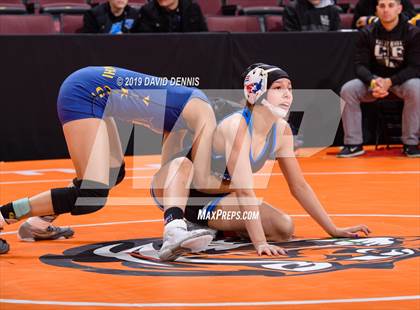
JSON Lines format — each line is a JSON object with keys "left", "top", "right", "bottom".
{"left": 110, "top": 162, "right": 126, "bottom": 187}
{"left": 51, "top": 180, "right": 109, "bottom": 216}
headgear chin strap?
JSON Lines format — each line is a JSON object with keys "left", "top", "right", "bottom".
{"left": 260, "top": 99, "right": 289, "bottom": 119}
{"left": 243, "top": 64, "right": 290, "bottom": 105}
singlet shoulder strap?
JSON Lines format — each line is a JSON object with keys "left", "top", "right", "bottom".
{"left": 270, "top": 122, "right": 277, "bottom": 156}
{"left": 240, "top": 106, "right": 253, "bottom": 135}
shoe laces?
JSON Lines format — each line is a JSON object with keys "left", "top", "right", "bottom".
{"left": 46, "top": 225, "right": 60, "bottom": 232}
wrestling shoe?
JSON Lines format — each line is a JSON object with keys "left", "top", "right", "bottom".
{"left": 18, "top": 217, "right": 74, "bottom": 242}
{"left": 185, "top": 219, "right": 217, "bottom": 239}
{"left": 158, "top": 219, "right": 214, "bottom": 261}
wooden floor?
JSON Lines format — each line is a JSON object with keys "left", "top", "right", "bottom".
{"left": 1, "top": 146, "right": 419, "bottom": 309}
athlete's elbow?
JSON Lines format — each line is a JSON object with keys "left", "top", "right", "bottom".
{"left": 235, "top": 188, "right": 254, "bottom": 196}
{"left": 235, "top": 189, "right": 259, "bottom": 207}
{"left": 289, "top": 181, "right": 310, "bottom": 198}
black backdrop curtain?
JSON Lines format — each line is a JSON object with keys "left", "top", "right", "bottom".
{"left": 0, "top": 32, "right": 357, "bottom": 161}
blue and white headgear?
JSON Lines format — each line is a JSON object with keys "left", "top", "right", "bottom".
{"left": 243, "top": 63, "right": 290, "bottom": 105}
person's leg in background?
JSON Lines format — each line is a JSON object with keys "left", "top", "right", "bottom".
{"left": 338, "top": 79, "right": 377, "bottom": 158}
{"left": 390, "top": 78, "right": 420, "bottom": 157}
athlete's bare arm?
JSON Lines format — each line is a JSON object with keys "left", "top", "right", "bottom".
{"left": 219, "top": 115, "right": 286, "bottom": 256}
{"left": 275, "top": 121, "right": 371, "bottom": 238}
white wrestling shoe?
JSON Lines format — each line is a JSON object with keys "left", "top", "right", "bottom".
{"left": 185, "top": 219, "right": 217, "bottom": 239}
{"left": 17, "top": 216, "right": 74, "bottom": 242}
{"left": 158, "top": 219, "right": 214, "bottom": 262}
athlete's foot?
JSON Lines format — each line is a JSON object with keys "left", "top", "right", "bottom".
{"left": 18, "top": 217, "right": 74, "bottom": 242}
{"left": 158, "top": 219, "right": 214, "bottom": 262}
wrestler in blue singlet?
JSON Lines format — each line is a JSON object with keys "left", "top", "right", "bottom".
{"left": 57, "top": 66, "right": 209, "bottom": 133}
{"left": 151, "top": 105, "right": 278, "bottom": 225}
{"left": 211, "top": 106, "right": 277, "bottom": 180}
{"left": 192, "top": 106, "right": 277, "bottom": 219}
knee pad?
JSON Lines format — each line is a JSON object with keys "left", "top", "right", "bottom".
{"left": 110, "top": 162, "right": 126, "bottom": 187}
{"left": 52, "top": 180, "right": 109, "bottom": 216}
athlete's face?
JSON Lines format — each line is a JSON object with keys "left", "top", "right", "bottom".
{"left": 376, "top": 0, "right": 402, "bottom": 24}
{"left": 109, "top": 0, "right": 127, "bottom": 10}
{"left": 266, "top": 78, "right": 293, "bottom": 111}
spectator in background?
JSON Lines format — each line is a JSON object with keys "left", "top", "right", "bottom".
{"left": 283, "top": 0, "right": 341, "bottom": 31}
{"left": 82, "top": 0, "right": 138, "bottom": 34}
{"left": 130, "top": 0, "right": 207, "bottom": 32}
{"left": 352, "top": 0, "right": 415, "bottom": 29}
{"left": 338, "top": 0, "right": 420, "bottom": 158}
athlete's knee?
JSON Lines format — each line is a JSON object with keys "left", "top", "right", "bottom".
{"left": 281, "top": 214, "right": 294, "bottom": 240}
{"left": 52, "top": 180, "right": 109, "bottom": 216}
{"left": 271, "top": 213, "right": 294, "bottom": 242}
{"left": 170, "top": 157, "right": 193, "bottom": 180}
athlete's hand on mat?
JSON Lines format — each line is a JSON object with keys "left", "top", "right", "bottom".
{"left": 331, "top": 225, "right": 371, "bottom": 238}
{"left": 255, "top": 243, "right": 287, "bottom": 256}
